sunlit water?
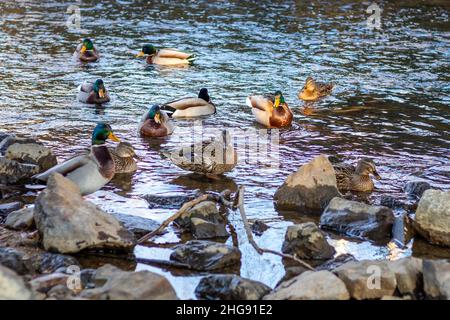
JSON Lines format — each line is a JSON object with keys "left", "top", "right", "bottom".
{"left": 0, "top": 0, "right": 449, "bottom": 299}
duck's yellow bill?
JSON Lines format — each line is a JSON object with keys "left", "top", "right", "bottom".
{"left": 136, "top": 51, "right": 145, "bottom": 58}
{"left": 80, "top": 45, "right": 87, "bottom": 54}
{"left": 108, "top": 132, "right": 121, "bottom": 142}
{"left": 99, "top": 89, "right": 105, "bottom": 98}
{"left": 274, "top": 97, "right": 281, "bottom": 108}
{"left": 154, "top": 113, "right": 161, "bottom": 124}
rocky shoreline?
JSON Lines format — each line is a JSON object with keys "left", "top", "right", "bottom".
{"left": 1, "top": 137, "right": 449, "bottom": 300}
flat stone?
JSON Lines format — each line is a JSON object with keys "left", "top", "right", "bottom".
{"left": 264, "top": 270, "right": 349, "bottom": 300}
{"left": 6, "top": 142, "right": 57, "bottom": 171}
{"left": 0, "top": 247, "right": 29, "bottom": 275}
{"left": 274, "top": 155, "right": 341, "bottom": 213}
{"left": 281, "top": 222, "right": 335, "bottom": 260}
{"left": 423, "top": 259, "right": 450, "bottom": 299}
{"left": 111, "top": 212, "right": 159, "bottom": 238}
{"left": 0, "top": 157, "right": 39, "bottom": 185}
{"left": 144, "top": 193, "right": 199, "bottom": 210}
{"left": 190, "top": 217, "right": 229, "bottom": 239}
{"left": 29, "top": 273, "right": 69, "bottom": 294}
{"left": 5, "top": 207, "right": 35, "bottom": 230}
{"left": 195, "top": 274, "right": 271, "bottom": 300}
{"left": 320, "top": 197, "right": 394, "bottom": 243}
{"left": 334, "top": 260, "right": 397, "bottom": 300}
{"left": 387, "top": 257, "right": 423, "bottom": 296}
{"left": 170, "top": 240, "right": 241, "bottom": 271}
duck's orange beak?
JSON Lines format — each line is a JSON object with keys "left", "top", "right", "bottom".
{"left": 136, "top": 51, "right": 145, "bottom": 58}
{"left": 99, "top": 89, "right": 106, "bottom": 98}
{"left": 80, "top": 45, "right": 87, "bottom": 54}
{"left": 154, "top": 112, "right": 161, "bottom": 124}
{"left": 108, "top": 132, "right": 120, "bottom": 142}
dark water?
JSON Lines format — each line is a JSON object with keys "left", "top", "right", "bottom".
{"left": 1, "top": 0, "right": 449, "bottom": 298}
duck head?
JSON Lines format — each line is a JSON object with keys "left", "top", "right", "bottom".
{"left": 137, "top": 44, "right": 157, "bottom": 57}
{"left": 198, "top": 88, "right": 210, "bottom": 102}
{"left": 115, "top": 142, "right": 140, "bottom": 159}
{"left": 92, "top": 123, "right": 120, "bottom": 145}
{"left": 147, "top": 105, "right": 163, "bottom": 124}
{"left": 355, "top": 158, "right": 381, "bottom": 180}
{"left": 93, "top": 79, "right": 107, "bottom": 98}
{"left": 80, "top": 38, "right": 94, "bottom": 54}
{"left": 273, "top": 91, "right": 286, "bottom": 108}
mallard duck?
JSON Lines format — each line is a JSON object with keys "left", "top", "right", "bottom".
{"left": 109, "top": 142, "right": 139, "bottom": 174}
{"left": 165, "top": 130, "right": 237, "bottom": 177}
{"left": 136, "top": 44, "right": 197, "bottom": 65}
{"left": 77, "top": 79, "right": 110, "bottom": 104}
{"left": 298, "top": 77, "right": 333, "bottom": 101}
{"left": 333, "top": 158, "right": 382, "bottom": 192}
{"left": 139, "top": 105, "right": 174, "bottom": 137}
{"left": 73, "top": 38, "right": 100, "bottom": 62}
{"left": 160, "top": 88, "right": 216, "bottom": 118}
{"left": 246, "top": 91, "right": 293, "bottom": 128}
{"left": 34, "top": 123, "right": 120, "bottom": 195}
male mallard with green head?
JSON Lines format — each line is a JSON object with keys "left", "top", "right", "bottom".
{"left": 333, "top": 158, "right": 382, "bottom": 192}
{"left": 139, "top": 105, "right": 174, "bottom": 137}
{"left": 34, "top": 123, "right": 120, "bottom": 195}
{"left": 246, "top": 91, "right": 293, "bottom": 128}
{"left": 165, "top": 130, "right": 237, "bottom": 178}
{"left": 136, "top": 44, "right": 197, "bottom": 66}
{"left": 109, "top": 142, "right": 139, "bottom": 174}
{"left": 161, "top": 88, "right": 216, "bottom": 118}
{"left": 298, "top": 77, "right": 333, "bottom": 101}
{"left": 74, "top": 38, "right": 100, "bottom": 62}
{"left": 78, "top": 79, "right": 110, "bottom": 104}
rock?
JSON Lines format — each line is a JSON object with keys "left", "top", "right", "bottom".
{"left": 110, "top": 212, "right": 159, "bottom": 238}
{"left": 33, "top": 253, "right": 80, "bottom": 274}
{"left": 264, "top": 271, "right": 349, "bottom": 300}
{"left": 0, "top": 202, "right": 23, "bottom": 217}
{"left": 34, "top": 173, "right": 136, "bottom": 254}
{"left": 0, "top": 247, "right": 28, "bottom": 275}
{"left": 0, "top": 135, "right": 41, "bottom": 154}
{"left": 404, "top": 181, "right": 431, "bottom": 199}
{"left": 0, "top": 157, "right": 39, "bottom": 185}
{"left": 46, "top": 284, "right": 76, "bottom": 300}
{"left": 80, "top": 269, "right": 178, "bottom": 300}
{"left": 251, "top": 220, "right": 269, "bottom": 236}
{"left": 190, "top": 217, "right": 229, "bottom": 239}
{"left": 92, "top": 264, "right": 124, "bottom": 287}
{"left": 281, "top": 222, "right": 335, "bottom": 260}
{"left": 414, "top": 189, "right": 450, "bottom": 247}
{"left": 5, "top": 143, "right": 57, "bottom": 171}
{"left": 195, "top": 275, "right": 271, "bottom": 300}
{"left": 170, "top": 240, "right": 241, "bottom": 271}
{"left": 379, "top": 195, "right": 407, "bottom": 210}
{"left": 277, "top": 266, "right": 310, "bottom": 285}
{"left": 320, "top": 197, "right": 394, "bottom": 243}
{"left": 316, "top": 254, "right": 356, "bottom": 272}
{"left": 175, "top": 200, "right": 228, "bottom": 239}
{"left": 423, "top": 259, "right": 450, "bottom": 299}
{"left": 0, "top": 265, "right": 33, "bottom": 299}
{"left": 29, "top": 273, "right": 69, "bottom": 294}
{"left": 144, "top": 193, "right": 199, "bottom": 210}
{"left": 274, "top": 155, "right": 341, "bottom": 213}
{"left": 387, "top": 257, "right": 423, "bottom": 296}
{"left": 5, "top": 207, "right": 35, "bottom": 230}
{"left": 334, "top": 260, "right": 397, "bottom": 300}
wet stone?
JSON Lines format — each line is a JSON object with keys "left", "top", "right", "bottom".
{"left": 5, "top": 207, "right": 35, "bottom": 230}
{"left": 404, "top": 181, "right": 431, "bottom": 199}
{"left": 144, "top": 193, "right": 200, "bottom": 210}
{"left": 251, "top": 220, "right": 269, "bottom": 236}
{"left": 0, "top": 247, "right": 29, "bottom": 275}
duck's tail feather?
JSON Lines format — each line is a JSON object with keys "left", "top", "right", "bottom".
{"left": 160, "top": 104, "right": 176, "bottom": 118}
{"left": 187, "top": 54, "right": 197, "bottom": 65}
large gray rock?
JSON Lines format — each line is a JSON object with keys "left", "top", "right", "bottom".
{"left": 334, "top": 260, "right": 397, "bottom": 300}
{"left": 195, "top": 275, "right": 271, "bottom": 300}
{"left": 0, "top": 265, "right": 33, "bottom": 300}
{"left": 110, "top": 212, "right": 159, "bottom": 238}
{"left": 80, "top": 265, "right": 177, "bottom": 300}
{"left": 387, "top": 257, "right": 423, "bottom": 296}
{"left": 264, "top": 270, "right": 349, "bottom": 300}
{"left": 5, "top": 207, "right": 35, "bottom": 230}
{"left": 423, "top": 259, "right": 450, "bottom": 299}
{"left": 0, "top": 157, "right": 39, "bottom": 185}
{"left": 281, "top": 222, "right": 335, "bottom": 260}
{"left": 274, "top": 155, "right": 341, "bottom": 213}
{"left": 414, "top": 189, "right": 450, "bottom": 247}
{"left": 5, "top": 142, "right": 57, "bottom": 171}
{"left": 320, "top": 197, "right": 394, "bottom": 243}
{"left": 170, "top": 240, "right": 241, "bottom": 271}
{"left": 34, "top": 173, "right": 136, "bottom": 253}
{"left": 175, "top": 200, "right": 229, "bottom": 239}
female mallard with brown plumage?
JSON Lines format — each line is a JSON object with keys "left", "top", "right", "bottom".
{"left": 109, "top": 142, "right": 139, "bottom": 174}
{"left": 34, "top": 123, "right": 120, "bottom": 195}
{"left": 164, "top": 130, "right": 237, "bottom": 178}
{"left": 298, "top": 77, "right": 334, "bottom": 101}
{"left": 139, "top": 105, "right": 174, "bottom": 138}
{"left": 333, "top": 158, "right": 382, "bottom": 192}
{"left": 246, "top": 91, "right": 293, "bottom": 128}
{"left": 160, "top": 88, "right": 216, "bottom": 118}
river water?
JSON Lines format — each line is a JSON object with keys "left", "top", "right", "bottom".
{"left": 0, "top": 0, "right": 449, "bottom": 299}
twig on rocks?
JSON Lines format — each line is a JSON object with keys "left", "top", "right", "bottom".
{"left": 235, "top": 186, "right": 315, "bottom": 271}
{"left": 138, "top": 194, "right": 209, "bottom": 244}
{"left": 136, "top": 258, "right": 195, "bottom": 270}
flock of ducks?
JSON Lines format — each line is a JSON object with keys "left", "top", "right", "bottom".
{"left": 33, "top": 39, "right": 382, "bottom": 196}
